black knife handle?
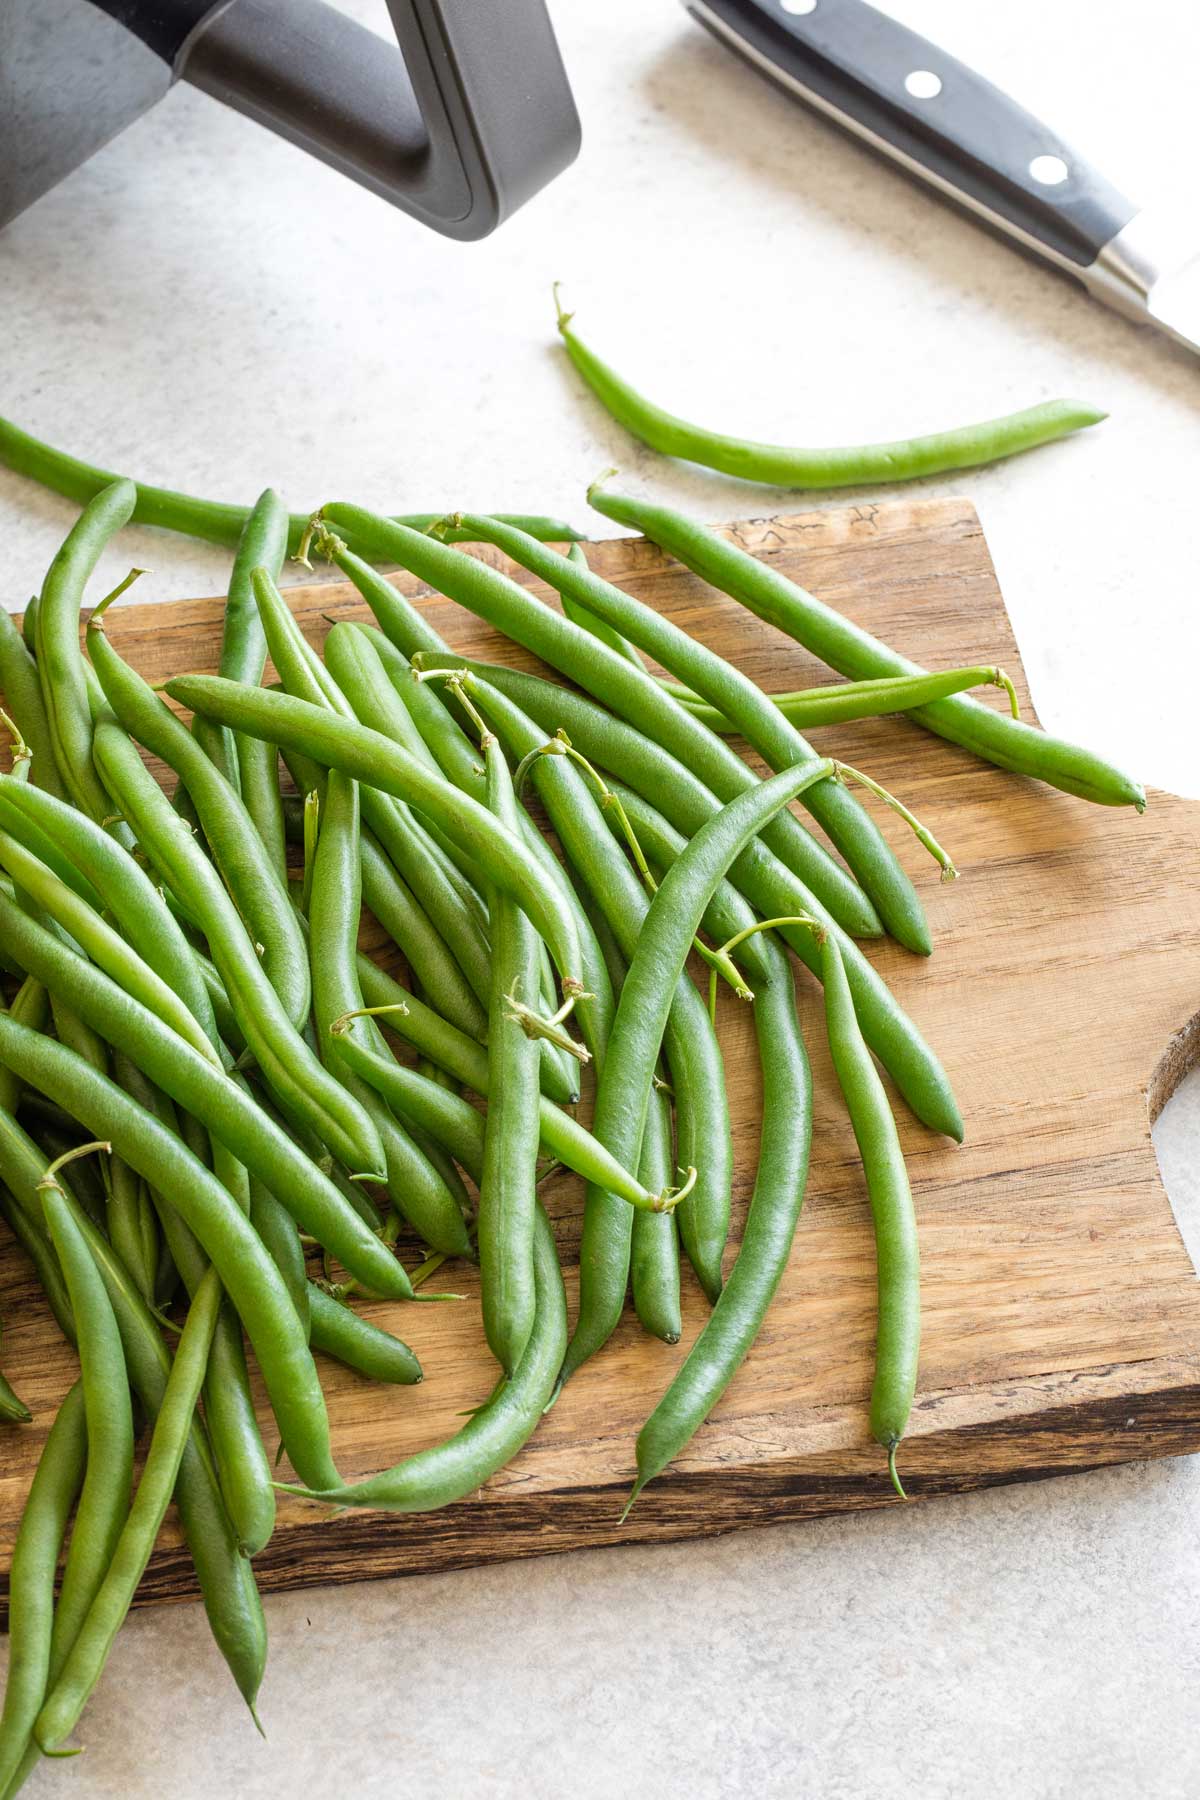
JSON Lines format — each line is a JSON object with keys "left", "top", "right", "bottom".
{"left": 689, "top": 0, "right": 1137, "bottom": 267}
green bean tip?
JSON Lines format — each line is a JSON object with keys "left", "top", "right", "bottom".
{"left": 617, "top": 1480, "right": 644, "bottom": 1524}
{"left": 887, "top": 1441, "right": 909, "bottom": 1500}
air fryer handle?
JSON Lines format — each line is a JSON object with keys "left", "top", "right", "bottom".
{"left": 176, "top": 0, "right": 580, "bottom": 240}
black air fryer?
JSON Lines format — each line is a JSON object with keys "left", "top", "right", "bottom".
{"left": 1, "top": 0, "right": 580, "bottom": 238}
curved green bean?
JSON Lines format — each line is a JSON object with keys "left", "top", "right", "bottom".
{"left": 0, "top": 607, "right": 70, "bottom": 803}
{"left": 629, "top": 933, "right": 811, "bottom": 1504}
{"left": 0, "top": 410, "right": 581, "bottom": 551}
{"left": 661, "top": 665, "right": 1020, "bottom": 732}
{"left": 822, "top": 932, "right": 920, "bottom": 1495}
{"left": 282, "top": 1203, "right": 565, "bottom": 1510}
{"left": 556, "top": 299, "right": 1106, "bottom": 486}
{"left": 0, "top": 1383, "right": 87, "bottom": 1792}
{"left": 192, "top": 487, "right": 289, "bottom": 789}
{"left": 588, "top": 487, "right": 1144, "bottom": 812}
{"left": 307, "top": 1285, "right": 422, "bottom": 1386}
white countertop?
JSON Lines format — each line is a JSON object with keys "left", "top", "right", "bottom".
{"left": 3, "top": 2, "right": 1199, "bottom": 1794}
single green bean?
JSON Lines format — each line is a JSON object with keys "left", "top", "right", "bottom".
{"left": 192, "top": 487, "right": 289, "bottom": 788}
{"left": 35, "top": 1266, "right": 225, "bottom": 1752}
{"left": 33, "top": 481, "right": 136, "bottom": 820}
{"left": 660, "top": 665, "right": 1021, "bottom": 732}
{"left": 0, "top": 1017, "right": 342, "bottom": 1491}
{"left": 557, "top": 299, "right": 1106, "bottom": 486}
{"left": 588, "top": 487, "right": 1145, "bottom": 812}
{"left": 282, "top": 1203, "right": 565, "bottom": 1510}
{"left": 449, "top": 514, "right": 928, "bottom": 955}
{"left": 0, "top": 411, "right": 581, "bottom": 551}
{"left": 249, "top": 1175, "right": 310, "bottom": 1338}
{"left": 417, "top": 655, "right": 962, "bottom": 1141}
{"left": 822, "top": 932, "right": 921, "bottom": 1495}
{"left": 91, "top": 718, "right": 383, "bottom": 1176}
{"left": 307, "top": 1285, "right": 422, "bottom": 1386}
{"left": 316, "top": 507, "right": 881, "bottom": 944}
{"left": 0, "top": 1383, "right": 87, "bottom": 1792}
{"left": 0, "top": 608, "right": 70, "bottom": 802}
{"left": 476, "top": 726, "right": 542, "bottom": 1375}
{"left": 629, "top": 933, "right": 811, "bottom": 1504}
{"left": 0, "top": 888, "right": 409, "bottom": 1297}
{"left": 40, "top": 1162, "right": 136, "bottom": 1683}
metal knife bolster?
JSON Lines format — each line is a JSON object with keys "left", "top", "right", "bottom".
{"left": 685, "top": 0, "right": 1200, "bottom": 340}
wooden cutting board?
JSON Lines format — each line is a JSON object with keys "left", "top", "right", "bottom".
{"left": 3, "top": 494, "right": 1200, "bottom": 1618}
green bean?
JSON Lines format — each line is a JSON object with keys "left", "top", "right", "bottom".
{"left": 249, "top": 1175, "right": 310, "bottom": 1338}
{"left": 630, "top": 1075, "right": 680, "bottom": 1346}
{"left": 39, "top": 1156, "right": 136, "bottom": 1680}
{"left": 87, "top": 612, "right": 311, "bottom": 1028}
{"left": 450, "top": 514, "right": 929, "bottom": 955}
{"left": 418, "top": 655, "right": 962, "bottom": 1141}
{"left": 91, "top": 718, "right": 383, "bottom": 1176}
{"left": 359, "top": 828, "right": 486, "bottom": 1040}
{"left": 282, "top": 1203, "right": 565, "bottom": 1510}
{"left": 32, "top": 481, "right": 136, "bottom": 821}
{"left": 560, "top": 759, "right": 839, "bottom": 1384}
{"left": 0, "top": 609, "right": 70, "bottom": 803}
{"left": 192, "top": 488, "right": 289, "bottom": 790}
{"left": 307, "top": 1285, "right": 421, "bottom": 1385}
{"left": 317, "top": 507, "right": 882, "bottom": 944}
{"left": 0, "top": 1383, "right": 87, "bottom": 1792}
{"left": 35, "top": 1266, "right": 225, "bottom": 1752}
{"left": 628, "top": 933, "right": 811, "bottom": 1504}
{"left": 0, "top": 1334, "right": 30, "bottom": 1423}
{"left": 463, "top": 671, "right": 730, "bottom": 1304}
{"left": 822, "top": 932, "right": 920, "bottom": 1495}
{"left": 343, "top": 1044, "right": 484, "bottom": 1181}
{"left": 659, "top": 665, "right": 1021, "bottom": 732}
{"left": 474, "top": 724, "right": 542, "bottom": 1375}
{"left": 0, "top": 1014, "right": 341, "bottom": 1490}
{"left": 237, "top": 734, "right": 288, "bottom": 884}
{"left": 309, "top": 769, "right": 471, "bottom": 1258}
{"left": 0, "top": 888, "right": 409, "bottom": 1298}
{"left": 589, "top": 487, "right": 1145, "bottom": 812}
{"left": 556, "top": 298, "right": 1106, "bottom": 486}
{"left": 0, "top": 411, "right": 581, "bottom": 552}
{"left": 0, "top": 774, "right": 220, "bottom": 1053}
{"left": 164, "top": 676, "right": 589, "bottom": 1002}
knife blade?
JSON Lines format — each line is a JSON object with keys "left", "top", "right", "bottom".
{"left": 686, "top": 0, "right": 1200, "bottom": 354}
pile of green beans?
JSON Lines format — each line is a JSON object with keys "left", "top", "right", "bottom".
{"left": 0, "top": 411, "right": 1144, "bottom": 1779}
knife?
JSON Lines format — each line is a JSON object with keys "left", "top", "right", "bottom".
{"left": 685, "top": 0, "right": 1200, "bottom": 354}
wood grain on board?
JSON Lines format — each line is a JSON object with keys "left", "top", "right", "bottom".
{"left": 3, "top": 494, "right": 1200, "bottom": 1615}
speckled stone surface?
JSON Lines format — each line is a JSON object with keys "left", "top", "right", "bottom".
{"left": 2, "top": 3, "right": 1199, "bottom": 1794}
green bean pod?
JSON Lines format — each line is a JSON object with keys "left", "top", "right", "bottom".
{"left": 821, "top": 933, "right": 921, "bottom": 1492}
{"left": 87, "top": 617, "right": 311, "bottom": 1027}
{"left": 453, "top": 515, "right": 929, "bottom": 955}
{"left": 249, "top": 1175, "right": 310, "bottom": 1338}
{"left": 557, "top": 304, "right": 1106, "bottom": 486}
{"left": 319, "top": 505, "right": 882, "bottom": 944}
{"left": 0, "top": 1363, "right": 29, "bottom": 1424}
{"left": 0, "top": 607, "right": 70, "bottom": 803}
{"left": 476, "top": 731, "right": 542, "bottom": 1375}
{"left": 35, "top": 1267, "right": 224, "bottom": 1752}
{"left": 193, "top": 486, "right": 289, "bottom": 788}
{"left": 630, "top": 934, "right": 811, "bottom": 1502}
{"left": 588, "top": 487, "right": 1145, "bottom": 812}
{"left": 33, "top": 480, "right": 136, "bottom": 821}
{"left": 560, "top": 759, "right": 840, "bottom": 1385}
{"left": 418, "top": 656, "right": 962, "bottom": 1142}
{"left": 91, "top": 718, "right": 384, "bottom": 1176}
{"left": 163, "top": 676, "right": 588, "bottom": 1001}
{"left": 0, "top": 1016, "right": 342, "bottom": 1491}
{"left": 661, "top": 665, "right": 1019, "bottom": 732}
{"left": 0, "top": 411, "right": 581, "bottom": 551}
{"left": 282, "top": 1204, "right": 565, "bottom": 1511}
{"left": 307, "top": 1285, "right": 422, "bottom": 1385}
{"left": 0, "top": 888, "right": 410, "bottom": 1297}
{"left": 309, "top": 769, "right": 472, "bottom": 1258}
{"left": 40, "top": 1179, "right": 135, "bottom": 1677}
{"left": 0, "top": 1383, "right": 87, "bottom": 1792}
